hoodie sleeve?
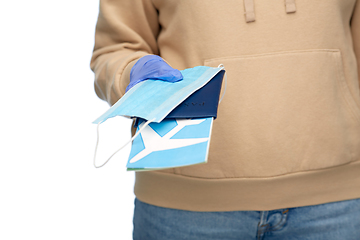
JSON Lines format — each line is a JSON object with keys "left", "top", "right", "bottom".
{"left": 90, "top": 0, "right": 160, "bottom": 105}
{"left": 351, "top": 0, "right": 360, "bottom": 90}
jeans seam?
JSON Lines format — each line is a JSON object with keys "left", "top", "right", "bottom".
{"left": 257, "top": 211, "right": 269, "bottom": 240}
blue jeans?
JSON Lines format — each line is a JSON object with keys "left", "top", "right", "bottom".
{"left": 133, "top": 197, "right": 360, "bottom": 240}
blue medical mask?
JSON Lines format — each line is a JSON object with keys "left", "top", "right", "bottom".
{"left": 93, "top": 65, "right": 224, "bottom": 124}
{"left": 93, "top": 65, "right": 227, "bottom": 168}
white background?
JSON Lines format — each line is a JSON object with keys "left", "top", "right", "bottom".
{"left": 1, "top": 1, "right": 136, "bottom": 239}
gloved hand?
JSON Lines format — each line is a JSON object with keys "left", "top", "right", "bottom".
{"left": 125, "top": 55, "right": 183, "bottom": 92}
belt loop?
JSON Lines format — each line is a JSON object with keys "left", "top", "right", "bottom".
{"left": 244, "top": 0, "right": 255, "bottom": 22}
{"left": 285, "top": 0, "right": 296, "bottom": 13}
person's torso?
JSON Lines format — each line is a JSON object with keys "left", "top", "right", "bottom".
{"left": 150, "top": 0, "right": 360, "bottom": 179}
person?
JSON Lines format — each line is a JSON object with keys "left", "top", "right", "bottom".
{"left": 90, "top": 0, "right": 360, "bottom": 239}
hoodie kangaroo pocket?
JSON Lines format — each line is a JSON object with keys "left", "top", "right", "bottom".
{"left": 174, "top": 49, "right": 360, "bottom": 178}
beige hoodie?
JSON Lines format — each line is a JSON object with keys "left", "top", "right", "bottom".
{"left": 90, "top": 0, "right": 360, "bottom": 211}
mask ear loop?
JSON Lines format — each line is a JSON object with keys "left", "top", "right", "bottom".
{"left": 93, "top": 118, "right": 155, "bottom": 168}
{"left": 217, "top": 64, "right": 227, "bottom": 104}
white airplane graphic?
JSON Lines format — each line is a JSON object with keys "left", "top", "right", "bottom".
{"left": 129, "top": 119, "right": 209, "bottom": 163}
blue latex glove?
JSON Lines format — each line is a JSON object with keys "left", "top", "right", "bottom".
{"left": 125, "top": 55, "right": 183, "bottom": 92}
